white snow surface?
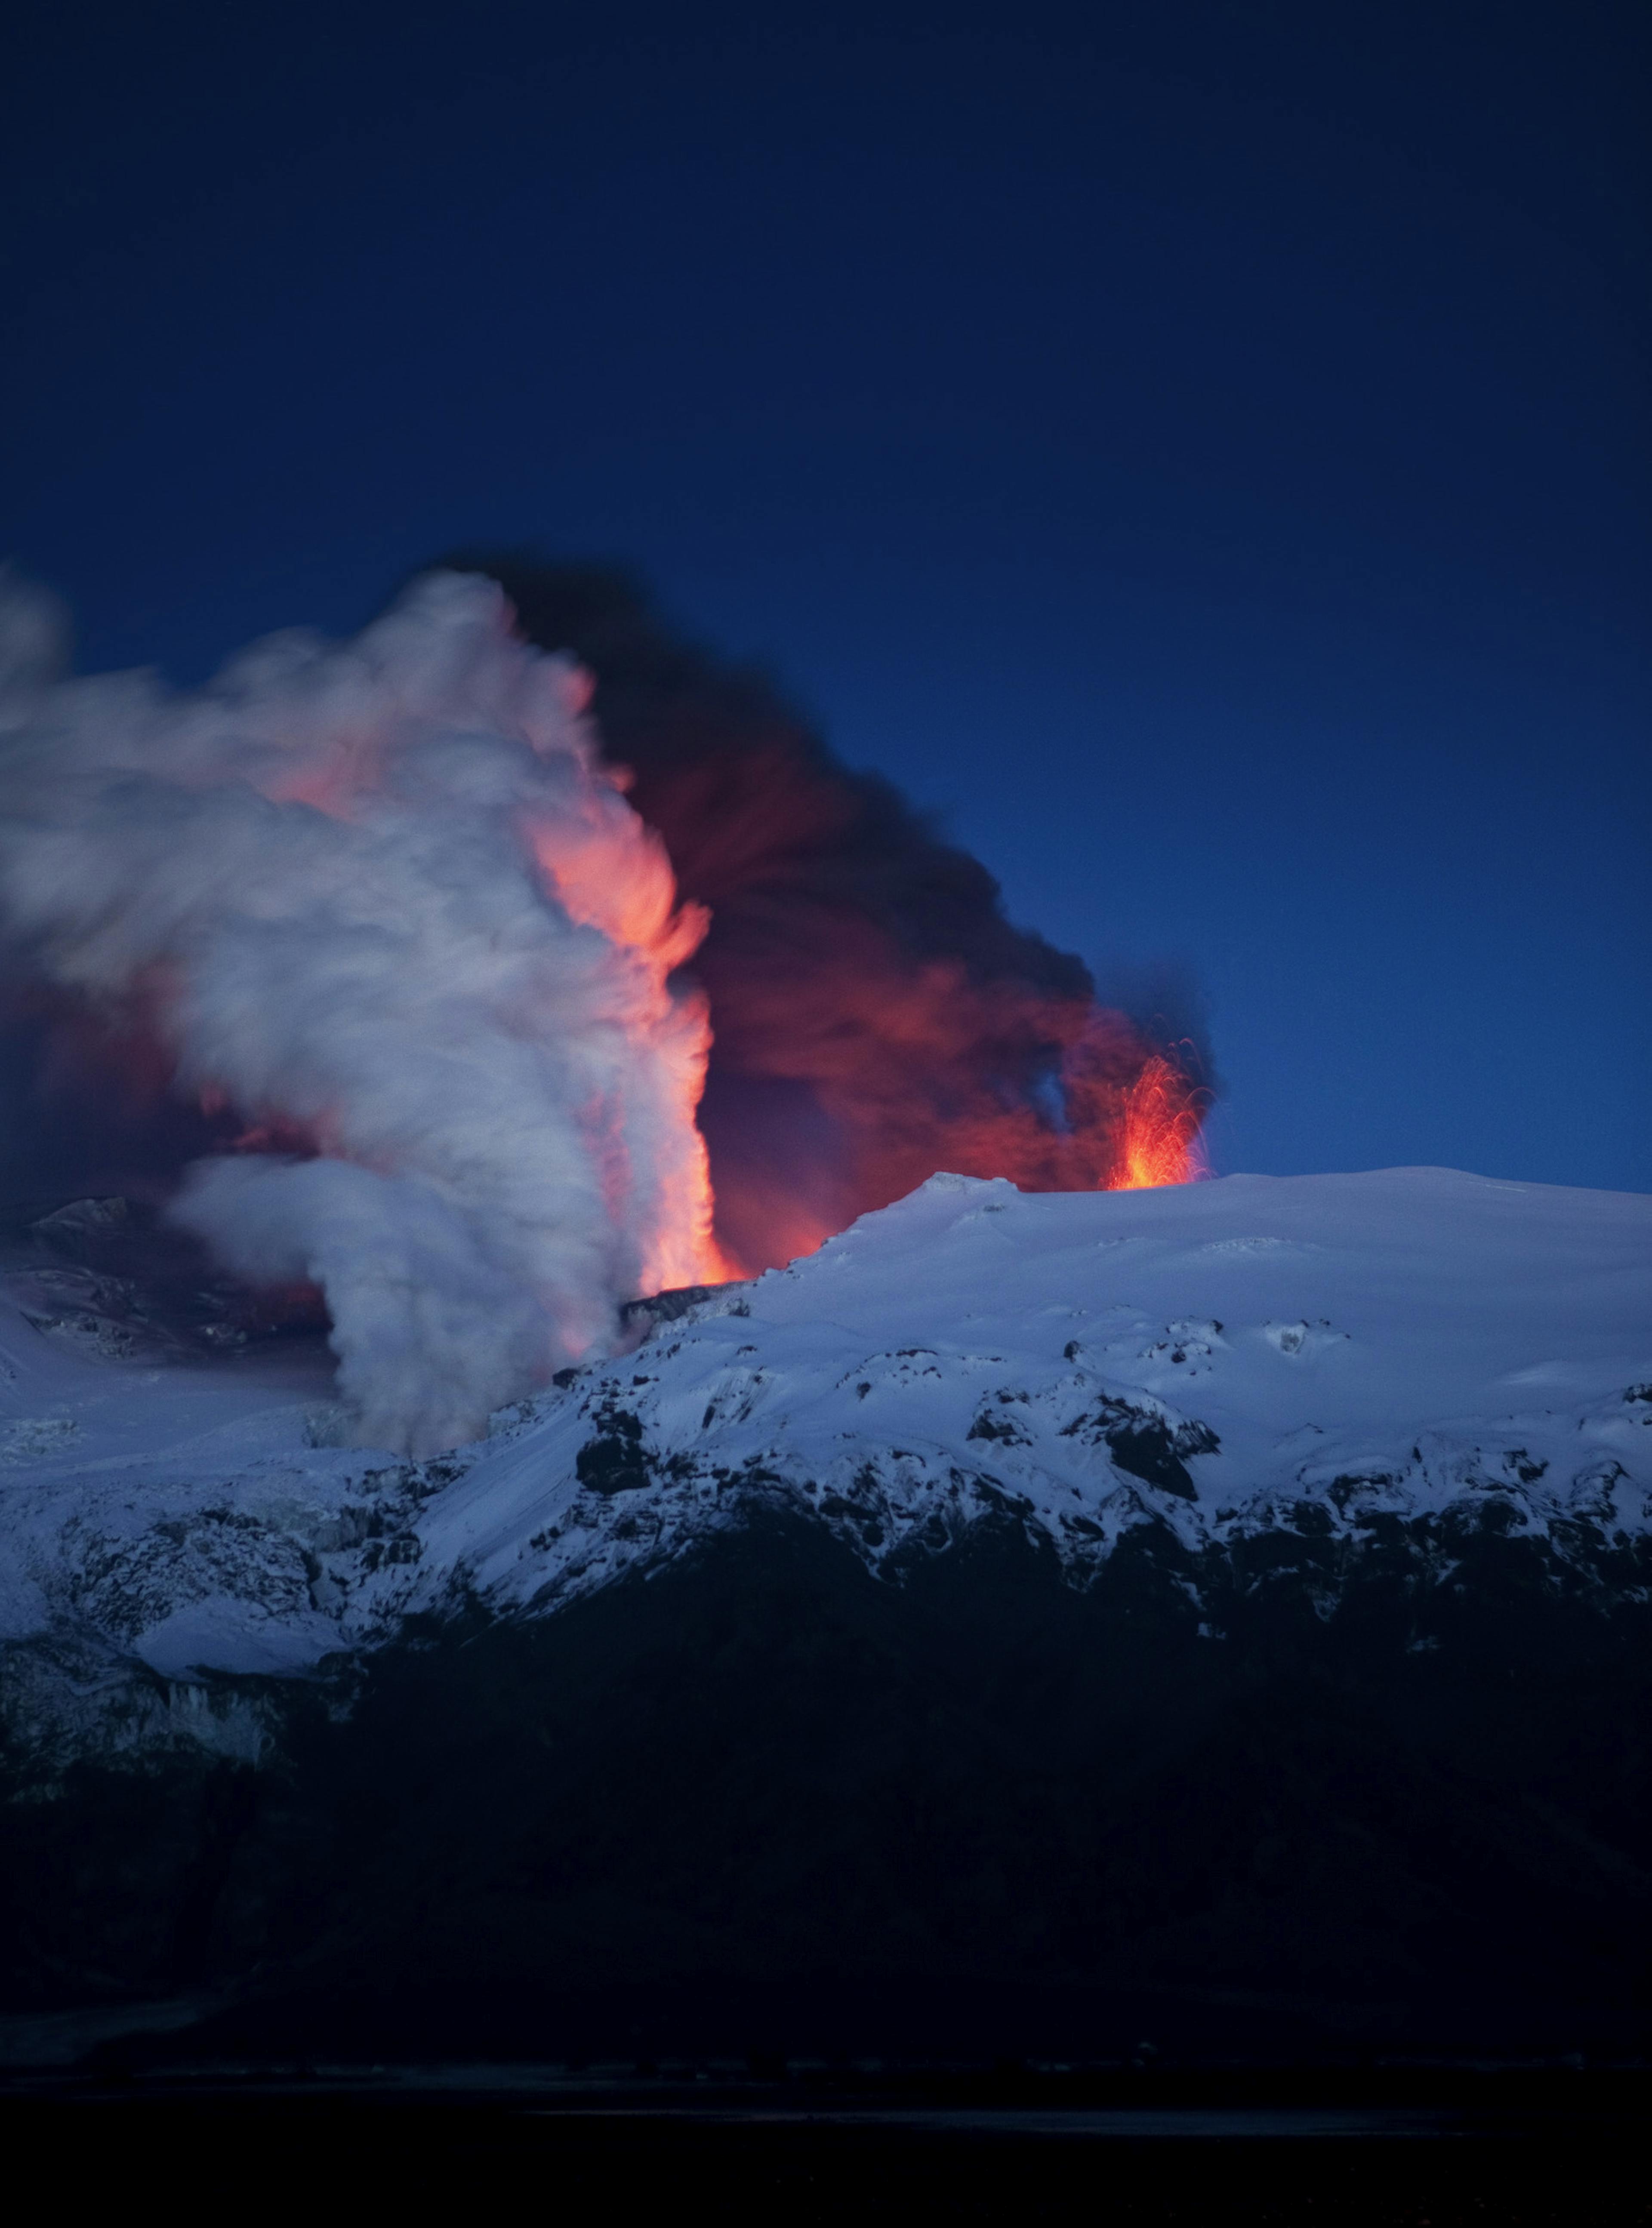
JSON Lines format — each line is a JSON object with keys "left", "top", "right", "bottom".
{"left": 2, "top": 1168, "right": 1648, "bottom": 1682}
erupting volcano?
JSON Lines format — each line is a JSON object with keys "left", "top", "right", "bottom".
{"left": 448, "top": 555, "right": 1212, "bottom": 1273}
{"left": 0, "top": 564, "right": 1210, "bottom": 1451}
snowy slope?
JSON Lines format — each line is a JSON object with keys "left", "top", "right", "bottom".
{"left": 2, "top": 1168, "right": 1649, "bottom": 1702}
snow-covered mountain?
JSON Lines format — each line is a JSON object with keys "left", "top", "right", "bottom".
{"left": 3, "top": 1165, "right": 1647, "bottom": 1755}
{"left": 5, "top": 1165, "right": 1650, "bottom": 2064}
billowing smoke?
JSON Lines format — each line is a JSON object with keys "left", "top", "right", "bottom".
{"left": 0, "top": 570, "right": 720, "bottom": 1453}
{"left": 442, "top": 555, "right": 1214, "bottom": 1275}
{"left": 0, "top": 558, "right": 1213, "bottom": 1453}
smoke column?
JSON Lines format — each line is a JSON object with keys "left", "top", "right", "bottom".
{"left": 0, "top": 570, "right": 720, "bottom": 1454}
{"left": 444, "top": 555, "right": 1214, "bottom": 1274}
{"left": 0, "top": 559, "right": 1213, "bottom": 1452}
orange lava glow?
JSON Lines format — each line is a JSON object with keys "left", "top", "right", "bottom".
{"left": 15, "top": 727, "right": 1204, "bottom": 1303}
{"left": 1114, "top": 1051, "right": 1210, "bottom": 1191}
{"left": 191, "top": 695, "right": 732, "bottom": 1299}
{"left": 686, "top": 949, "right": 1212, "bottom": 1268}
{"left": 215, "top": 704, "right": 734, "bottom": 1300}
{"left": 523, "top": 796, "right": 728, "bottom": 1292}
{"left": 564, "top": 699, "right": 1216, "bottom": 1275}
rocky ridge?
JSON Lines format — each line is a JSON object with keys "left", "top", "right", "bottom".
{"left": 0, "top": 1166, "right": 1647, "bottom": 1773}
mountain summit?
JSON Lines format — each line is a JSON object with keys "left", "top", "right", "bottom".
{"left": 3, "top": 1166, "right": 1646, "bottom": 1683}
{"left": 2, "top": 1168, "right": 1649, "bottom": 2062}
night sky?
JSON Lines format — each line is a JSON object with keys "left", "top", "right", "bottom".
{"left": 4, "top": 1, "right": 1646, "bottom": 1193}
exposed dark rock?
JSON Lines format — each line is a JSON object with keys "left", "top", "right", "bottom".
{"left": 620, "top": 1284, "right": 747, "bottom": 1332}
{"left": 575, "top": 1408, "right": 655, "bottom": 1496}
{"left": 3, "top": 1510, "right": 1647, "bottom": 2065}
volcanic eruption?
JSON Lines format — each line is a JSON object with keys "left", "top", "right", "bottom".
{"left": 0, "top": 564, "right": 1211, "bottom": 1452}
{"left": 444, "top": 555, "right": 1213, "bottom": 1273}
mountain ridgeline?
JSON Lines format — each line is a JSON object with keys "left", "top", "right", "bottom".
{"left": 1, "top": 1169, "right": 1649, "bottom": 2065}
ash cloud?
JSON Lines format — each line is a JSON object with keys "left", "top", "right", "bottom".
{"left": 443, "top": 554, "right": 1217, "bottom": 1273}
{"left": 0, "top": 571, "right": 717, "bottom": 1453}
{"left": 0, "top": 556, "right": 1214, "bottom": 1452}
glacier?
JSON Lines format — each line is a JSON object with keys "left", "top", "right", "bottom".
{"left": 2, "top": 1164, "right": 1647, "bottom": 1753}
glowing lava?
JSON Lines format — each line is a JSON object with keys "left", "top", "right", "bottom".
{"left": 1115, "top": 1051, "right": 1210, "bottom": 1191}
{"left": 521, "top": 771, "right": 733, "bottom": 1292}
{"left": 468, "top": 560, "right": 1218, "bottom": 1274}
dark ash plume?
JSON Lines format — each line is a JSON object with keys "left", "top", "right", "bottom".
{"left": 442, "top": 553, "right": 1217, "bottom": 1275}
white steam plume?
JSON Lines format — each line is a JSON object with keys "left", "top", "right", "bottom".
{"left": 0, "top": 571, "right": 721, "bottom": 1454}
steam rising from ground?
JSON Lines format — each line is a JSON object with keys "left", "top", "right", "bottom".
{"left": 0, "top": 572, "right": 718, "bottom": 1453}
{"left": 0, "top": 560, "right": 1214, "bottom": 1456}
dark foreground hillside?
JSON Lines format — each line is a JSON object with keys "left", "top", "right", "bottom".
{"left": 3, "top": 1510, "right": 1649, "bottom": 2067}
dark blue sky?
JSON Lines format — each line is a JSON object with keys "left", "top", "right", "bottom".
{"left": 4, "top": 2, "right": 1647, "bottom": 1191}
